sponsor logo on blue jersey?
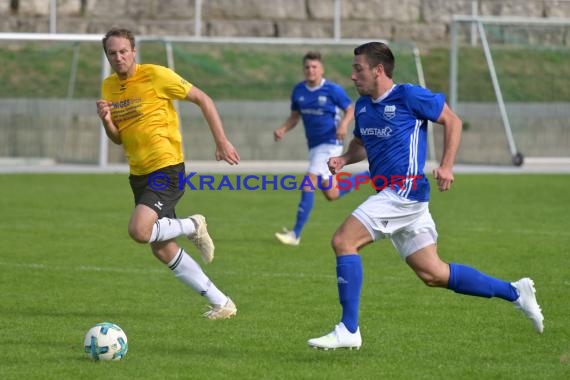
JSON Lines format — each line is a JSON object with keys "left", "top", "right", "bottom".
{"left": 300, "top": 108, "right": 325, "bottom": 116}
{"left": 359, "top": 126, "right": 392, "bottom": 138}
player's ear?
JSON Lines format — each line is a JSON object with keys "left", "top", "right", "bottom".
{"left": 375, "top": 63, "right": 384, "bottom": 76}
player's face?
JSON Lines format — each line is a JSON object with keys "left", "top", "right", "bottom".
{"left": 303, "top": 59, "right": 324, "bottom": 86}
{"left": 351, "top": 54, "right": 377, "bottom": 96}
{"left": 105, "top": 36, "right": 136, "bottom": 80}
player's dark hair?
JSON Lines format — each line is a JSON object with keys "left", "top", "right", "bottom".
{"left": 354, "top": 42, "right": 395, "bottom": 78}
{"left": 102, "top": 28, "right": 136, "bottom": 54}
{"left": 303, "top": 51, "right": 322, "bottom": 64}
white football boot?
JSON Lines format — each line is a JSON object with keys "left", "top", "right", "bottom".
{"left": 274, "top": 228, "right": 300, "bottom": 246}
{"left": 307, "top": 322, "right": 362, "bottom": 350}
{"left": 188, "top": 214, "right": 215, "bottom": 264}
{"left": 203, "top": 298, "right": 237, "bottom": 320}
{"left": 512, "top": 278, "right": 544, "bottom": 333}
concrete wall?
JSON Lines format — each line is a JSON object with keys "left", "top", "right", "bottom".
{"left": 1, "top": 99, "right": 569, "bottom": 165}
{"left": 1, "top": 0, "right": 570, "bottom": 44}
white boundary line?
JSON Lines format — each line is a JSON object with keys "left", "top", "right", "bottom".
{"left": 0, "top": 160, "right": 568, "bottom": 174}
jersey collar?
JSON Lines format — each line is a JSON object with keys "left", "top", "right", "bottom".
{"left": 372, "top": 84, "right": 397, "bottom": 103}
{"left": 305, "top": 78, "right": 326, "bottom": 91}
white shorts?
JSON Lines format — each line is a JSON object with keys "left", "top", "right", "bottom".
{"left": 307, "top": 143, "right": 343, "bottom": 178}
{"left": 352, "top": 189, "right": 438, "bottom": 259}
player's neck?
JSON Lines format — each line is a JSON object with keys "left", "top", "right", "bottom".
{"left": 373, "top": 79, "right": 394, "bottom": 100}
{"left": 117, "top": 63, "right": 138, "bottom": 81}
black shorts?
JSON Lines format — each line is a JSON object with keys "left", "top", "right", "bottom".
{"left": 129, "top": 163, "right": 186, "bottom": 218}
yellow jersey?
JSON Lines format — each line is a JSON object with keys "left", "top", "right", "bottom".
{"left": 101, "top": 64, "right": 193, "bottom": 175}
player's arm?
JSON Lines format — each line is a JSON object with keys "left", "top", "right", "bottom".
{"left": 328, "top": 137, "right": 367, "bottom": 174}
{"left": 274, "top": 111, "right": 301, "bottom": 141}
{"left": 185, "top": 85, "right": 240, "bottom": 165}
{"left": 336, "top": 104, "right": 354, "bottom": 141}
{"left": 96, "top": 99, "right": 121, "bottom": 145}
{"left": 433, "top": 103, "right": 462, "bottom": 191}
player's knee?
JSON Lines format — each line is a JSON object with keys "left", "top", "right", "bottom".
{"left": 331, "top": 232, "right": 352, "bottom": 254}
{"left": 128, "top": 225, "right": 150, "bottom": 244}
{"left": 417, "top": 271, "right": 448, "bottom": 288}
{"left": 323, "top": 192, "right": 339, "bottom": 202}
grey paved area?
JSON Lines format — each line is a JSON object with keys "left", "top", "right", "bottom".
{"left": 0, "top": 159, "right": 568, "bottom": 174}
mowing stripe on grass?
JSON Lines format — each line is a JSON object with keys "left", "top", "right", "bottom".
{"left": 0, "top": 261, "right": 332, "bottom": 279}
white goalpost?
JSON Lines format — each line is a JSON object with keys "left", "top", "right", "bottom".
{"left": 449, "top": 15, "right": 570, "bottom": 166}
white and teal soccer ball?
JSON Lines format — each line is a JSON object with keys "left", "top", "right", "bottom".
{"left": 84, "top": 322, "right": 128, "bottom": 361}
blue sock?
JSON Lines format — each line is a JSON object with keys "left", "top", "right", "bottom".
{"left": 337, "top": 254, "right": 363, "bottom": 333}
{"left": 448, "top": 263, "right": 518, "bottom": 301}
{"left": 339, "top": 170, "right": 370, "bottom": 197}
{"left": 292, "top": 191, "right": 314, "bottom": 238}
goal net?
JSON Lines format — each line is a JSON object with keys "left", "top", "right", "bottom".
{"left": 449, "top": 16, "right": 570, "bottom": 166}
{"left": 0, "top": 34, "right": 424, "bottom": 168}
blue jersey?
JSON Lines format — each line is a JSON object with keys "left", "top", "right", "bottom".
{"left": 353, "top": 84, "right": 445, "bottom": 201}
{"left": 290, "top": 79, "right": 352, "bottom": 149}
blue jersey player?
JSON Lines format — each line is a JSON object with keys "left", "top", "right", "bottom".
{"left": 307, "top": 42, "right": 544, "bottom": 350}
{"left": 274, "top": 51, "right": 369, "bottom": 246}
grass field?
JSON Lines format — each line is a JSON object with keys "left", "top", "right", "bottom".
{"left": 0, "top": 173, "right": 569, "bottom": 380}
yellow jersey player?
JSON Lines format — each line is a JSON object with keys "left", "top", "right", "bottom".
{"left": 96, "top": 27, "right": 240, "bottom": 320}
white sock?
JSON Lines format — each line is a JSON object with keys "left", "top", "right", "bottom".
{"left": 167, "top": 249, "right": 228, "bottom": 306}
{"left": 149, "top": 217, "right": 195, "bottom": 243}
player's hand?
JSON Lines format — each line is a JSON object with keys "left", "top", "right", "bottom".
{"left": 327, "top": 156, "right": 346, "bottom": 175}
{"left": 336, "top": 127, "right": 347, "bottom": 141}
{"left": 215, "top": 140, "right": 240, "bottom": 165}
{"left": 274, "top": 127, "right": 286, "bottom": 142}
{"left": 96, "top": 100, "right": 113, "bottom": 123}
{"left": 433, "top": 166, "right": 454, "bottom": 192}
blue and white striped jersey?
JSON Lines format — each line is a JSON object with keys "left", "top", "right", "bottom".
{"left": 353, "top": 84, "right": 445, "bottom": 201}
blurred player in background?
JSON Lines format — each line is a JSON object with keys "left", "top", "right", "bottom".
{"left": 307, "top": 42, "right": 544, "bottom": 350}
{"left": 274, "top": 51, "right": 369, "bottom": 246}
{"left": 96, "top": 27, "right": 239, "bottom": 320}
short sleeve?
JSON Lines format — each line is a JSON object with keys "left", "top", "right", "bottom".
{"left": 331, "top": 83, "right": 352, "bottom": 111}
{"left": 404, "top": 85, "right": 445, "bottom": 122}
{"left": 151, "top": 65, "right": 193, "bottom": 100}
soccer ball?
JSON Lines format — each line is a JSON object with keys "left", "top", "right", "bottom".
{"left": 84, "top": 322, "right": 128, "bottom": 361}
